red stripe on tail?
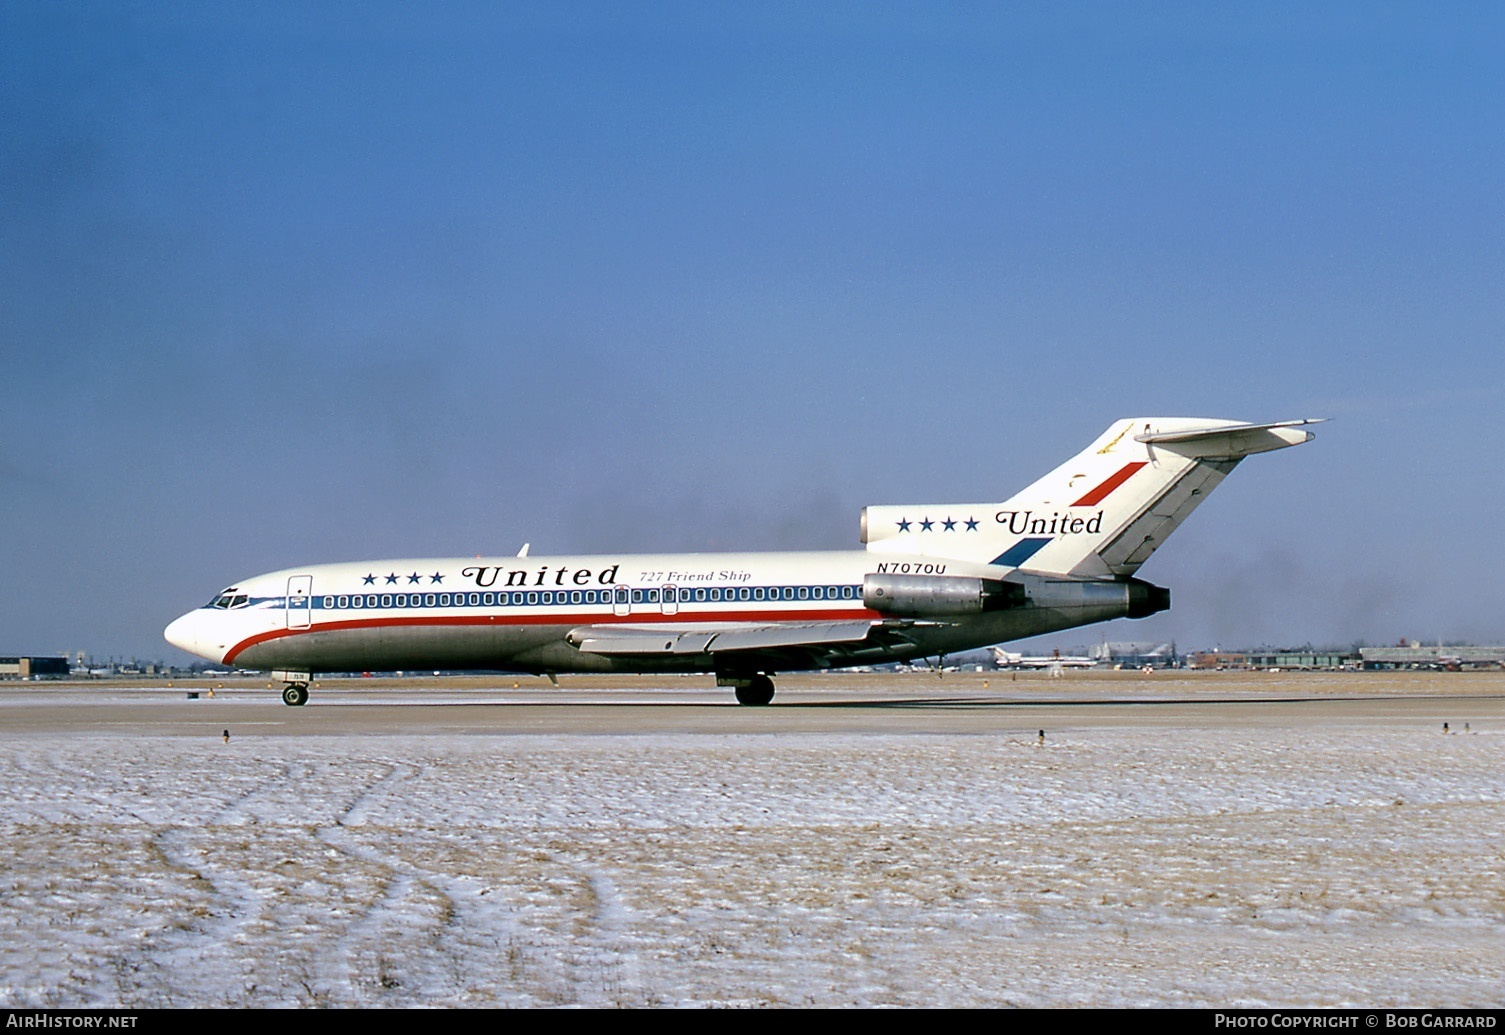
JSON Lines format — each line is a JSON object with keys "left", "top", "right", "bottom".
{"left": 1072, "top": 461, "right": 1147, "bottom": 507}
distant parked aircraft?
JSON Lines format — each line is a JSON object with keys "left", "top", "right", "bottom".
{"left": 991, "top": 649, "right": 1097, "bottom": 669}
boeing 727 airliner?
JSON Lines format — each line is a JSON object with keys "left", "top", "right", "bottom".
{"left": 165, "top": 417, "right": 1319, "bottom": 705}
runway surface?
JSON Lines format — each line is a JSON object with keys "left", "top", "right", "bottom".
{"left": 3, "top": 670, "right": 1502, "bottom": 1007}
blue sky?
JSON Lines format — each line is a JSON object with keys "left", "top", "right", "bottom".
{"left": 4, "top": 2, "right": 1503, "bottom": 663}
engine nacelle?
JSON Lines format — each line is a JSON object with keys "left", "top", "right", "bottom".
{"left": 862, "top": 574, "right": 1026, "bottom": 617}
{"left": 1005, "top": 572, "right": 1171, "bottom": 620}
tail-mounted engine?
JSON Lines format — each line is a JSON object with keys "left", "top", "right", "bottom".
{"left": 862, "top": 574, "right": 1026, "bottom": 618}
{"left": 861, "top": 571, "right": 1170, "bottom": 621}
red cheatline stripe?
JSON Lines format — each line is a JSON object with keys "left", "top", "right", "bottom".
{"left": 223, "top": 606, "right": 880, "bottom": 664}
{"left": 1071, "top": 461, "right": 1147, "bottom": 507}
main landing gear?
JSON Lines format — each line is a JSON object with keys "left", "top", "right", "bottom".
{"left": 730, "top": 674, "right": 775, "bottom": 707}
{"left": 274, "top": 670, "right": 312, "bottom": 707}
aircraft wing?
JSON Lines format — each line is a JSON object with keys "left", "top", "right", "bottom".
{"left": 565, "top": 619, "right": 948, "bottom": 671}
{"left": 567, "top": 621, "right": 881, "bottom": 656}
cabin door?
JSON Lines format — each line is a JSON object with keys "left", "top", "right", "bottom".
{"left": 286, "top": 575, "right": 313, "bottom": 630}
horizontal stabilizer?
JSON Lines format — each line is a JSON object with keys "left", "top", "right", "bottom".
{"left": 1134, "top": 418, "right": 1324, "bottom": 452}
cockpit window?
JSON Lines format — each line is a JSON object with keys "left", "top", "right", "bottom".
{"left": 207, "top": 590, "right": 250, "bottom": 609}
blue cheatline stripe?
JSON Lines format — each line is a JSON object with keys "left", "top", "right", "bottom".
{"left": 309, "top": 585, "right": 867, "bottom": 609}
{"left": 991, "top": 537, "right": 1052, "bottom": 567}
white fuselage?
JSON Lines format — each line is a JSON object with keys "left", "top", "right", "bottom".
{"left": 163, "top": 549, "right": 1124, "bottom": 676}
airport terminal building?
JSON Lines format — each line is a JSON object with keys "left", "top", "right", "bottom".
{"left": 1359, "top": 645, "right": 1505, "bottom": 670}
{"left": 1188, "top": 650, "right": 1359, "bottom": 671}
{"left": 0, "top": 656, "right": 70, "bottom": 680}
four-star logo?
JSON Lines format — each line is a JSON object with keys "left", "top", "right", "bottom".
{"left": 895, "top": 515, "right": 980, "bottom": 532}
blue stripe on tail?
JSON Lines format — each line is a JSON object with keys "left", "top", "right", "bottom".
{"left": 992, "top": 537, "right": 1052, "bottom": 567}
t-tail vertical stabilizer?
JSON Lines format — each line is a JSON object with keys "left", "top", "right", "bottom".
{"left": 862, "top": 418, "right": 1322, "bottom": 576}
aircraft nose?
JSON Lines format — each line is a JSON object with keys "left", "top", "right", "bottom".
{"left": 164, "top": 611, "right": 205, "bottom": 658}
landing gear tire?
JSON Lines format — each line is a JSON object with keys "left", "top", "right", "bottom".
{"left": 734, "top": 675, "right": 775, "bottom": 707}
{"left": 281, "top": 683, "right": 309, "bottom": 707}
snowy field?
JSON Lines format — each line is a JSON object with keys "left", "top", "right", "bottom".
{"left": 1, "top": 675, "right": 1502, "bottom": 1008}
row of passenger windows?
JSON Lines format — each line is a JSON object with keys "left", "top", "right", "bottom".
{"left": 318, "top": 585, "right": 861, "bottom": 610}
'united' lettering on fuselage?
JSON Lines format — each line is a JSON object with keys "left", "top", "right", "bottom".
{"left": 461, "top": 563, "right": 620, "bottom": 588}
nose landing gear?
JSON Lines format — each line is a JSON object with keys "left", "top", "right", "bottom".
{"left": 273, "top": 670, "right": 311, "bottom": 706}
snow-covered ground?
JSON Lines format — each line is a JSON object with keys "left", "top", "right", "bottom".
{"left": 2, "top": 687, "right": 1501, "bottom": 1007}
